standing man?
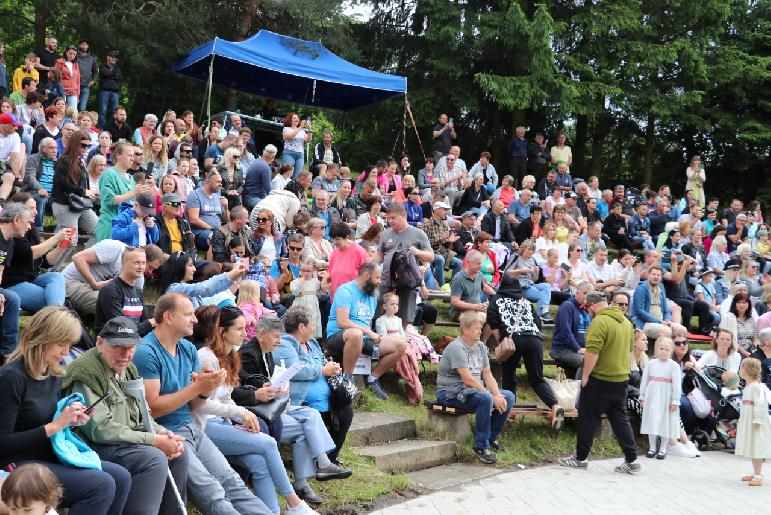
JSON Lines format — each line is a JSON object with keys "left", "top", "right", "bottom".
{"left": 76, "top": 39, "right": 97, "bottom": 112}
{"left": 35, "top": 36, "right": 58, "bottom": 72}
{"left": 559, "top": 292, "right": 640, "bottom": 474}
{"left": 527, "top": 132, "right": 549, "bottom": 175}
{"left": 430, "top": 113, "right": 456, "bottom": 159}
{"left": 507, "top": 126, "right": 527, "bottom": 187}
{"left": 98, "top": 51, "right": 123, "bottom": 130}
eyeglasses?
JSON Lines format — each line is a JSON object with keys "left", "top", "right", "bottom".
{"left": 256, "top": 217, "right": 271, "bottom": 223}
{"left": 289, "top": 246, "right": 303, "bottom": 251}
{"left": 232, "top": 155, "right": 241, "bottom": 159}
{"left": 574, "top": 248, "right": 583, "bottom": 253}
{"left": 673, "top": 340, "right": 687, "bottom": 346}
{"left": 80, "top": 142, "right": 90, "bottom": 149}
{"left": 316, "top": 225, "right": 327, "bottom": 230}
{"left": 134, "top": 152, "right": 143, "bottom": 156}
{"left": 180, "top": 149, "right": 192, "bottom": 153}
{"left": 164, "top": 202, "right": 181, "bottom": 208}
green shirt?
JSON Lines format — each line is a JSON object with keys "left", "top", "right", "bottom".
{"left": 96, "top": 167, "right": 135, "bottom": 241}
{"left": 584, "top": 307, "right": 634, "bottom": 382}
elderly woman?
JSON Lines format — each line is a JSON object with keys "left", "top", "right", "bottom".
{"left": 239, "top": 314, "right": 351, "bottom": 506}
{"left": 520, "top": 175, "right": 539, "bottom": 203}
{"left": 63, "top": 316, "right": 189, "bottom": 515}
{"left": 508, "top": 239, "right": 554, "bottom": 323}
{"left": 133, "top": 113, "right": 158, "bottom": 146}
{"left": 720, "top": 292, "right": 760, "bottom": 358}
{"left": 491, "top": 175, "right": 518, "bottom": 210}
{"left": 302, "top": 217, "right": 333, "bottom": 268}
{"left": 194, "top": 307, "right": 317, "bottom": 515}
{"left": 437, "top": 311, "right": 515, "bottom": 464}
{"left": 0, "top": 307, "right": 130, "bottom": 515}
{"left": 274, "top": 306, "right": 354, "bottom": 465}
{"left": 486, "top": 275, "right": 564, "bottom": 428}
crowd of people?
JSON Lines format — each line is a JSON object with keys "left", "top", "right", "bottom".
{"left": 0, "top": 33, "right": 770, "bottom": 513}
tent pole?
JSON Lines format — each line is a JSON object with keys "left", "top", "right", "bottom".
{"left": 206, "top": 53, "right": 215, "bottom": 128}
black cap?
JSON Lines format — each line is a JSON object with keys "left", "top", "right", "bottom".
{"left": 99, "top": 316, "right": 141, "bottom": 346}
{"left": 106, "top": 50, "right": 119, "bottom": 58}
{"left": 136, "top": 193, "right": 155, "bottom": 215}
{"left": 725, "top": 258, "right": 741, "bottom": 270}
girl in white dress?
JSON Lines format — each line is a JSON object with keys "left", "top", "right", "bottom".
{"left": 290, "top": 258, "right": 323, "bottom": 338}
{"left": 640, "top": 337, "right": 682, "bottom": 459}
{"left": 735, "top": 358, "right": 771, "bottom": 486}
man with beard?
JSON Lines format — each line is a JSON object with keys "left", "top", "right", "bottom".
{"left": 325, "top": 262, "right": 407, "bottom": 400}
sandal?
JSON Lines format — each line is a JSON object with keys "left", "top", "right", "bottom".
{"left": 741, "top": 475, "right": 754, "bottom": 482}
{"left": 749, "top": 477, "right": 763, "bottom": 487}
{"left": 508, "top": 411, "right": 518, "bottom": 422}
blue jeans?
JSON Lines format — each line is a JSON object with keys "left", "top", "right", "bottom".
{"left": 205, "top": 418, "right": 294, "bottom": 514}
{"left": 523, "top": 283, "right": 552, "bottom": 316}
{"left": 0, "top": 288, "right": 20, "bottom": 356}
{"left": 98, "top": 91, "right": 120, "bottom": 130}
{"left": 6, "top": 272, "right": 66, "bottom": 311}
{"left": 425, "top": 267, "right": 439, "bottom": 290}
{"left": 437, "top": 389, "right": 515, "bottom": 449}
{"left": 431, "top": 254, "right": 463, "bottom": 287}
{"left": 65, "top": 95, "right": 78, "bottom": 109}
{"left": 243, "top": 193, "right": 263, "bottom": 213}
{"left": 79, "top": 86, "right": 91, "bottom": 112}
{"left": 176, "top": 424, "right": 271, "bottom": 515}
{"left": 282, "top": 150, "right": 304, "bottom": 180}
{"left": 32, "top": 191, "right": 49, "bottom": 229}
{"left": 21, "top": 130, "right": 33, "bottom": 156}
{"left": 484, "top": 183, "right": 496, "bottom": 195}
{"left": 193, "top": 229, "right": 213, "bottom": 251}
{"left": 280, "top": 406, "right": 336, "bottom": 480}
{"left": 632, "top": 236, "right": 656, "bottom": 251}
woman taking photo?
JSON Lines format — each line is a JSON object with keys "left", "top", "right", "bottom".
{"left": 239, "top": 314, "right": 351, "bottom": 505}
{"left": 281, "top": 112, "right": 312, "bottom": 180}
{"left": 720, "top": 292, "right": 759, "bottom": 358}
{"left": 217, "top": 147, "right": 245, "bottom": 210}
{"left": 95, "top": 141, "right": 146, "bottom": 241}
{"left": 144, "top": 134, "right": 170, "bottom": 179}
{"left": 0, "top": 306, "right": 130, "bottom": 514}
{"left": 51, "top": 129, "right": 98, "bottom": 243}
{"left": 249, "top": 209, "right": 286, "bottom": 264}
{"left": 159, "top": 251, "right": 248, "bottom": 307}
{"left": 195, "top": 307, "right": 318, "bottom": 515}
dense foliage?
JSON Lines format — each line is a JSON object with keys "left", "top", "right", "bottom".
{"left": 0, "top": 0, "right": 769, "bottom": 202}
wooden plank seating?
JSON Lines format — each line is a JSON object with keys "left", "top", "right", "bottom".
{"left": 423, "top": 400, "right": 472, "bottom": 442}
{"left": 426, "top": 290, "right": 450, "bottom": 302}
{"left": 435, "top": 320, "right": 459, "bottom": 328}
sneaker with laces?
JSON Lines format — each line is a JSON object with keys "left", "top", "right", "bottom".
{"left": 558, "top": 455, "right": 588, "bottom": 469}
{"left": 285, "top": 500, "right": 320, "bottom": 515}
{"left": 540, "top": 313, "right": 555, "bottom": 324}
{"left": 366, "top": 377, "right": 388, "bottom": 400}
{"left": 614, "top": 460, "right": 641, "bottom": 474}
{"left": 474, "top": 447, "right": 497, "bottom": 464}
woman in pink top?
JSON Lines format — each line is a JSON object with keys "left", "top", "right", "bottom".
{"left": 326, "top": 222, "right": 370, "bottom": 300}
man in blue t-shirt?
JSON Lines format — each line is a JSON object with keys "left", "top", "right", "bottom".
{"left": 203, "top": 134, "right": 235, "bottom": 168}
{"left": 133, "top": 292, "right": 271, "bottom": 514}
{"left": 326, "top": 262, "right": 406, "bottom": 400}
{"left": 186, "top": 170, "right": 228, "bottom": 251}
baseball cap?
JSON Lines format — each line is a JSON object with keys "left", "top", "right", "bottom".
{"left": 699, "top": 268, "right": 715, "bottom": 278}
{"left": 585, "top": 292, "right": 608, "bottom": 306}
{"left": 461, "top": 211, "right": 477, "bottom": 220}
{"left": 106, "top": 50, "right": 119, "bottom": 58}
{"left": 0, "top": 113, "right": 22, "bottom": 127}
{"left": 161, "top": 192, "right": 181, "bottom": 204}
{"left": 433, "top": 201, "right": 451, "bottom": 210}
{"left": 99, "top": 316, "right": 140, "bottom": 346}
{"left": 568, "top": 192, "right": 578, "bottom": 199}
{"left": 724, "top": 258, "right": 741, "bottom": 270}
{"left": 136, "top": 193, "right": 155, "bottom": 215}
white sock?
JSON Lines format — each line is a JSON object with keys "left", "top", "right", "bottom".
{"left": 658, "top": 438, "right": 668, "bottom": 454}
{"left": 316, "top": 453, "right": 333, "bottom": 469}
{"left": 648, "top": 435, "right": 657, "bottom": 452}
{"left": 367, "top": 374, "right": 378, "bottom": 383}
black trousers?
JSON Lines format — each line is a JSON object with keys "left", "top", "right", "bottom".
{"left": 673, "top": 298, "right": 712, "bottom": 332}
{"left": 501, "top": 335, "right": 558, "bottom": 407}
{"left": 576, "top": 376, "right": 637, "bottom": 463}
{"left": 321, "top": 404, "right": 353, "bottom": 463}
{"left": 509, "top": 157, "right": 528, "bottom": 187}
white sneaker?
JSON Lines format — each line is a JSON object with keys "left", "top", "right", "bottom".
{"left": 686, "top": 439, "right": 702, "bottom": 457}
{"left": 669, "top": 441, "right": 699, "bottom": 458}
{"left": 285, "top": 500, "right": 319, "bottom": 515}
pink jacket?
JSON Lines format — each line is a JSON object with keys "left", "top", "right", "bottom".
{"left": 239, "top": 301, "right": 277, "bottom": 342}
{"left": 55, "top": 59, "right": 80, "bottom": 96}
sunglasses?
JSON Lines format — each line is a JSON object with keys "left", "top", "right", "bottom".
{"left": 289, "top": 246, "right": 303, "bottom": 251}
{"left": 256, "top": 217, "right": 271, "bottom": 223}
{"left": 232, "top": 155, "right": 241, "bottom": 159}
{"left": 164, "top": 202, "right": 181, "bottom": 208}
{"left": 316, "top": 225, "right": 327, "bottom": 229}
{"left": 180, "top": 149, "right": 192, "bottom": 153}
{"left": 673, "top": 340, "right": 687, "bottom": 346}
{"left": 574, "top": 248, "right": 583, "bottom": 253}
{"left": 80, "top": 142, "right": 90, "bottom": 149}
{"left": 134, "top": 152, "right": 143, "bottom": 156}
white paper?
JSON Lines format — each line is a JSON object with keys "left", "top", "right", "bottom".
{"left": 353, "top": 354, "right": 372, "bottom": 375}
{"left": 270, "top": 361, "right": 303, "bottom": 390}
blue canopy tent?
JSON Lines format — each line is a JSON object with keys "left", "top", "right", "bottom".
{"left": 172, "top": 30, "right": 407, "bottom": 112}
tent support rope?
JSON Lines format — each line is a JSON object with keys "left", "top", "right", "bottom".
{"left": 404, "top": 95, "right": 426, "bottom": 161}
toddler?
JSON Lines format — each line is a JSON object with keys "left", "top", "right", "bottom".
{"left": 1, "top": 463, "right": 62, "bottom": 515}
{"left": 735, "top": 358, "right": 771, "bottom": 486}
{"left": 640, "top": 337, "right": 681, "bottom": 459}
{"left": 237, "top": 279, "right": 277, "bottom": 342}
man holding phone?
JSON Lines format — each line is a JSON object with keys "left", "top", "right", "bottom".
{"left": 430, "top": 113, "right": 456, "bottom": 159}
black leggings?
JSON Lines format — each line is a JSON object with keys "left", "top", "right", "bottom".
{"left": 501, "top": 334, "right": 558, "bottom": 407}
{"left": 321, "top": 404, "right": 353, "bottom": 463}
{"left": 414, "top": 302, "right": 438, "bottom": 326}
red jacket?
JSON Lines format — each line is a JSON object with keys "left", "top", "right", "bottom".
{"left": 55, "top": 58, "right": 80, "bottom": 96}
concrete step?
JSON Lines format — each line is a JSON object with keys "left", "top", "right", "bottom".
{"left": 347, "top": 412, "right": 416, "bottom": 447}
{"left": 356, "top": 439, "right": 456, "bottom": 472}
{"left": 407, "top": 463, "right": 503, "bottom": 491}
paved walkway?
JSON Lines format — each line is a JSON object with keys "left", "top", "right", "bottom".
{"left": 372, "top": 452, "right": 771, "bottom": 514}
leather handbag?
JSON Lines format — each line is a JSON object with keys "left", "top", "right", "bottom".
{"left": 67, "top": 192, "right": 94, "bottom": 213}
{"left": 243, "top": 392, "right": 290, "bottom": 422}
{"left": 494, "top": 336, "right": 516, "bottom": 362}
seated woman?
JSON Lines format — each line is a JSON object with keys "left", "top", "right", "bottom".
{"left": 534, "top": 221, "right": 560, "bottom": 267}
{"left": 194, "top": 306, "right": 318, "bottom": 515}
{"left": 508, "top": 239, "right": 554, "bottom": 323}
{"left": 273, "top": 306, "right": 353, "bottom": 466}
{"left": 0, "top": 192, "right": 73, "bottom": 313}
{"left": 454, "top": 174, "right": 490, "bottom": 217}
{"left": 541, "top": 248, "right": 571, "bottom": 305}
{"left": 238, "top": 314, "right": 351, "bottom": 506}
{"left": 329, "top": 179, "right": 357, "bottom": 229}
{"left": 249, "top": 209, "right": 286, "bottom": 264}
{"left": 436, "top": 311, "right": 515, "bottom": 464}
{"left": 355, "top": 198, "right": 384, "bottom": 239}
{"left": 720, "top": 292, "right": 759, "bottom": 358}
{"left": 63, "top": 316, "right": 189, "bottom": 515}
{"left": 159, "top": 251, "right": 248, "bottom": 308}
{"left": 695, "top": 327, "right": 740, "bottom": 374}
{"left": 0, "top": 307, "right": 130, "bottom": 515}
{"left": 565, "top": 243, "right": 590, "bottom": 294}
{"left": 404, "top": 188, "right": 424, "bottom": 227}
{"left": 464, "top": 232, "right": 500, "bottom": 292}
{"left": 486, "top": 275, "right": 564, "bottom": 428}
{"left": 301, "top": 217, "right": 333, "bottom": 268}
{"left": 749, "top": 328, "right": 771, "bottom": 390}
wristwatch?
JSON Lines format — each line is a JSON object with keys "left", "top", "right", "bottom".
{"left": 197, "top": 394, "right": 209, "bottom": 400}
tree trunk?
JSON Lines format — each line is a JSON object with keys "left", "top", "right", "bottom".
{"left": 590, "top": 112, "right": 610, "bottom": 177}
{"left": 643, "top": 113, "right": 655, "bottom": 185}
{"left": 574, "top": 114, "right": 587, "bottom": 175}
{"left": 226, "top": 0, "right": 263, "bottom": 111}
{"left": 34, "top": 4, "right": 46, "bottom": 49}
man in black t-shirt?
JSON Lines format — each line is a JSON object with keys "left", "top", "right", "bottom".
{"left": 431, "top": 113, "right": 456, "bottom": 159}
{"left": 0, "top": 203, "right": 34, "bottom": 358}
{"left": 35, "top": 36, "right": 59, "bottom": 72}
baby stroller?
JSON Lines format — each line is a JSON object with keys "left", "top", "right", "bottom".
{"left": 690, "top": 365, "right": 743, "bottom": 450}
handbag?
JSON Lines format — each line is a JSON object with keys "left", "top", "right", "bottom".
{"left": 688, "top": 387, "right": 712, "bottom": 418}
{"left": 327, "top": 373, "right": 356, "bottom": 409}
{"left": 243, "top": 392, "right": 290, "bottom": 422}
{"left": 544, "top": 367, "right": 581, "bottom": 410}
{"left": 494, "top": 336, "right": 515, "bottom": 362}
{"left": 68, "top": 192, "right": 93, "bottom": 213}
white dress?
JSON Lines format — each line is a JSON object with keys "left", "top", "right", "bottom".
{"left": 290, "top": 277, "right": 322, "bottom": 338}
{"left": 639, "top": 358, "right": 681, "bottom": 439}
{"left": 735, "top": 382, "right": 771, "bottom": 459}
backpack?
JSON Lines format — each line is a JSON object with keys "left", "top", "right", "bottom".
{"left": 390, "top": 249, "right": 423, "bottom": 291}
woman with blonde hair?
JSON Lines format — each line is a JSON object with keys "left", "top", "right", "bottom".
{"left": 0, "top": 306, "right": 130, "bottom": 514}
{"left": 217, "top": 146, "right": 244, "bottom": 209}
{"left": 143, "top": 134, "right": 169, "bottom": 178}
{"left": 685, "top": 155, "right": 706, "bottom": 208}
{"left": 302, "top": 217, "right": 334, "bottom": 268}
{"left": 86, "top": 153, "right": 107, "bottom": 214}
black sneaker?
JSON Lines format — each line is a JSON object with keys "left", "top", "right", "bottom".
{"left": 558, "top": 455, "right": 588, "bottom": 469}
{"left": 294, "top": 484, "right": 323, "bottom": 505}
{"left": 540, "top": 313, "right": 555, "bottom": 324}
{"left": 614, "top": 460, "right": 641, "bottom": 474}
{"left": 366, "top": 377, "right": 388, "bottom": 400}
{"left": 315, "top": 463, "right": 353, "bottom": 481}
{"left": 474, "top": 447, "right": 497, "bottom": 464}
{"left": 489, "top": 440, "right": 504, "bottom": 452}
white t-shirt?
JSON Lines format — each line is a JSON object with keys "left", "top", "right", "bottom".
{"left": 62, "top": 239, "right": 144, "bottom": 289}
{"left": 0, "top": 132, "right": 21, "bottom": 161}
{"left": 588, "top": 260, "right": 615, "bottom": 283}
{"left": 260, "top": 237, "right": 277, "bottom": 263}
{"left": 282, "top": 127, "right": 307, "bottom": 153}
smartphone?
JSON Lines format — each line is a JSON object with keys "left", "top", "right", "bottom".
{"left": 84, "top": 391, "right": 111, "bottom": 415}
{"left": 560, "top": 263, "right": 571, "bottom": 272}
{"left": 449, "top": 118, "right": 454, "bottom": 124}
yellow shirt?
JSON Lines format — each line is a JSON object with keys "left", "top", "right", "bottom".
{"left": 165, "top": 218, "right": 183, "bottom": 252}
{"left": 12, "top": 66, "right": 39, "bottom": 93}
{"left": 757, "top": 240, "right": 770, "bottom": 258}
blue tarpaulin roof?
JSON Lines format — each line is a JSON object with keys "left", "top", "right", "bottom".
{"left": 172, "top": 30, "right": 407, "bottom": 111}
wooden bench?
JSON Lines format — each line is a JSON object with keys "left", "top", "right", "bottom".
{"left": 424, "top": 400, "right": 472, "bottom": 443}
{"left": 426, "top": 290, "right": 450, "bottom": 302}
